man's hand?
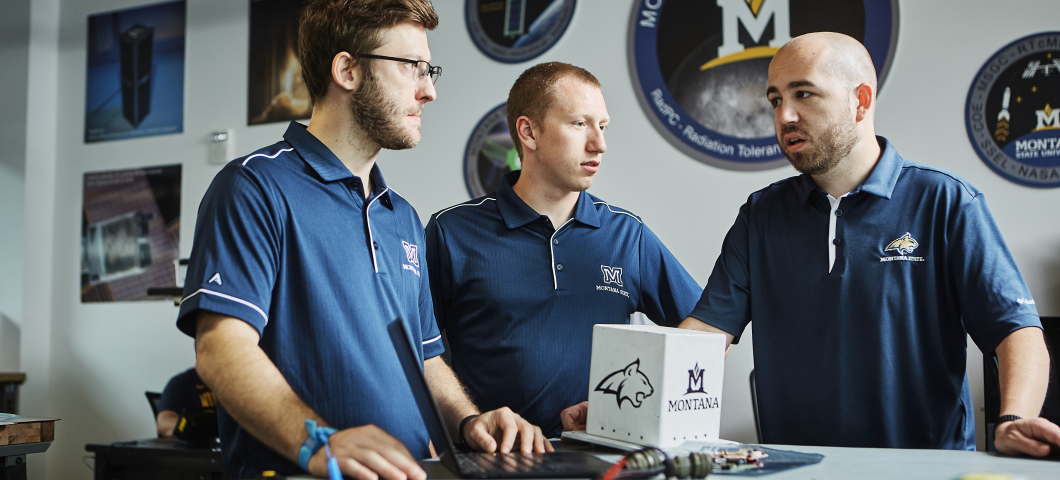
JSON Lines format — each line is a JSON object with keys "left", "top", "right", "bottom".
{"left": 994, "top": 417, "right": 1060, "bottom": 457}
{"left": 463, "top": 407, "right": 554, "bottom": 454}
{"left": 306, "top": 424, "right": 426, "bottom": 480}
{"left": 560, "top": 401, "right": 588, "bottom": 432}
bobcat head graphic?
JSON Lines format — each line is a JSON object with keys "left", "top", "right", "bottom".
{"left": 885, "top": 232, "right": 919, "bottom": 256}
{"left": 595, "top": 359, "right": 654, "bottom": 409}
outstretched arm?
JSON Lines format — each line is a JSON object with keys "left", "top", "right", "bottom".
{"left": 993, "top": 326, "right": 1060, "bottom": 457}
{"left": 424, "top": 356, "right": 553, "bottom": 454}
{"left": 196, "top": 311, "right": 426, "bottom": 480}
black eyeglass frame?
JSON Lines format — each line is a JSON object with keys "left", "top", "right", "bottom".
{"left": 359, "top": 54, "right": 442, "bottom": 85}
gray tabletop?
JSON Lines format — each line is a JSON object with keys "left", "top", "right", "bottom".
{"left": 290, "top": 442, "right": 1060, "bottom": 479}
{"left": 750, "top": 444, "right": 1059, "bottom": 479}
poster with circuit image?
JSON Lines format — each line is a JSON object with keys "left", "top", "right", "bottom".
{"left": 81, "top": 164, "right": 181, "bottom": 302}
{"left": 248, "top": 0, "right": 312, "bottom": 125}
{"left": 84, "top": 1, "right": 186, "bottom": 142}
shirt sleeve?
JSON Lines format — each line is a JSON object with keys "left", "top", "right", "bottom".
{"left": 636, "top": 223, "right": 702, "bottom": 327}
{"left": 176, "top": 165, "right": 281, "bottom": 338}
{"left": 417, "top": 217, "right": 445, "bottom": 359}
{"left": 687, "top": 201, "right": 753, "bottom": 343}
{"left": 424, "top": 215, "right": 452, "bottom": 333}
{"left": 947, "top": 193, "right": 1041, "bottom": 354}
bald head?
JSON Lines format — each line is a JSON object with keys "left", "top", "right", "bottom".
{"left": 767, "top": 32, "right": 882, "bottom": 180}
{"left": 774, "top": 32, "right": 877, "bottom": 93}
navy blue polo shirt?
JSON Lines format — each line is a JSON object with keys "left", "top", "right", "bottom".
{"left": 689, "top": 137, "right": 1041, "bottom": 450}
{"left": 177, "top": 122, "right": 443, "bottom": 478}
{"left": 425, "top": 171, "right": 701, "bottom": 437}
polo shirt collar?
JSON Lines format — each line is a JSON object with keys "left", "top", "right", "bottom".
{"left": 794, "top": 136, "right": 902, "bottom": 205}
{"left": 857, "top": 136, "right": 902, "bottom": 200}
{"left": 283, "top": 121, "right": 391, "bottom": 199}
{"left": 496, "top": 171, "right": 601, "bottom": 229}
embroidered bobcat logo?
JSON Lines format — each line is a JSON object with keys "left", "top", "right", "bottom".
{"left": 595, "top": 359, "right": 654, "bottom": 409}
{"left": 885, "top": 232, "right": 919, "bottom": 255}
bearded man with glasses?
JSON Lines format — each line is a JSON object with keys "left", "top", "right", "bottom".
{"left": 177, "top": 1, "right": 549, "bottom": 479}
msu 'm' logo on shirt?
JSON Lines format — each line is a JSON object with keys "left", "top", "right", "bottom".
{"left": 601, "top": 265, "right": 623, "bottom": 287}
{"left": 401, "top": 241, "right": 419, "bottom": 267}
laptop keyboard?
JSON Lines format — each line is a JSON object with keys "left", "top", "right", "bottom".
{"left": 456, "top": 452, "right": 565, "bottom": 474}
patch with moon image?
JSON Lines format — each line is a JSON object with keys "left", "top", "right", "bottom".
{"left": 964, "top": 32, "right": 1060, "bottom": 188}
{"left": 464, "top": 103, "right": 519, "bottom": 198}
{"left": 628, "top": 0, "right": 899, "bottom": 171}
{"left": 466, "top": 0, "right": 577, "bottom": 63}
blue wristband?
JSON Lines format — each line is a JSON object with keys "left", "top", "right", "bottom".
{"left": 298, "top": 419, "right": 338, "bottom": 471}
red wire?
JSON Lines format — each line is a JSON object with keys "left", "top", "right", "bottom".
{"left": 597, "top": 457, "right": 627, "bottom": 480}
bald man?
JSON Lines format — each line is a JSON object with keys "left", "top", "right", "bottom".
{"left": 678, "top": 33, "right": 1059, "bottom": 455}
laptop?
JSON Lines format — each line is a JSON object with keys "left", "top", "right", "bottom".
{"left": 388, "top": 319, "right": 615, "bottom": 479}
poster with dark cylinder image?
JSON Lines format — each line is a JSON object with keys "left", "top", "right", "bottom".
{"left": 84, "top": 1, "right": 186, "bottom": 143}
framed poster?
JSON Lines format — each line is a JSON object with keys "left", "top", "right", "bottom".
{"left": 81, "top": 164, "right": 182, "bottom": 302}
{"left": 85, "top": 1, "right": 186, "bottom": 142}
{"left": 248, "top": 0, "right": 312, "bottom": 125}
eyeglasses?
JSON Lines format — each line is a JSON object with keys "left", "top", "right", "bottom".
{"left": 359, "top": 54, "right": 442, "bottom": 85}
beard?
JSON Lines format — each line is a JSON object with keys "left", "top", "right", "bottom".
{"left": 349, "top": 70, "right": 420, "bottom": 150}
{"left": 778, "top": 118, "right": 858, "bottom": 176}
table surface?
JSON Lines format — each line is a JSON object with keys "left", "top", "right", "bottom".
{"left": 284, "top": 440, "right": 1060, "bottom": 480}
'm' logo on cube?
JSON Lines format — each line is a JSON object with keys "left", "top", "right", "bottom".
{"left": 595, "top": 359, "right": 654, "bottom": 409}
{"left": 686, "top": 363, "right": 706, "bottom": 395}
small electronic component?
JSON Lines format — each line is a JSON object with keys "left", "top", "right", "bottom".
{"left": 710, "top": 447, "right": 768, "bottom": 472}
{"left": 609, "top": 446, "right": 770, "bottom": 479}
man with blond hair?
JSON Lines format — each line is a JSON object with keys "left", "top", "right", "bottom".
{"left": 681, "top": 32, "right": 1058, "bottom": 455}
{"left": 426, "top": 62, "right": 703, "bottom": 438}
{"left": 179, "top": 1, "right": 548, "bottom": 478}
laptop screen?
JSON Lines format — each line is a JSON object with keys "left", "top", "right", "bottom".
{"left": 387, "top": 318, "right": 459, "bottom": 457}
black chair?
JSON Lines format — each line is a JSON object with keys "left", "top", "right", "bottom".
{"left": 145, "top": 391, "right": 162, "bottom": 419}
{"left": 750, "top": 369, "right": 762, "bottom": 443}
{"left": 983, "top": 316, "right": 1059, "bottom": 452}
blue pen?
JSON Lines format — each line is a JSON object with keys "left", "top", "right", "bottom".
{"left": 323, "top": 439, "right": 342, "bottom": 480}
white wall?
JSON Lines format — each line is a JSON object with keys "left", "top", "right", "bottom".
{"left": 0, "top": 0, "right": 30, "bottom": 371}
{"left": 10, "top": 1, "right": 1060, "bottom": 478}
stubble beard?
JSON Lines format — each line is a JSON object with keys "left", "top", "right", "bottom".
{"left": 779, "top": 119, "right": 858, "bottom": 176}
{"left": 349, "top": 71, "right": 420, "bottom": 151}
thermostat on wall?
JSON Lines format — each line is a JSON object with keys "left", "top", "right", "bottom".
{"left": 208, "top": 130, "right": 235, "bottom": 165}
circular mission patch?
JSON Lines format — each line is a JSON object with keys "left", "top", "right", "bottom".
{"left": 465, "top": 0, "right": 577, "bottom": 63}
{"left": 628, "top": 0, "right": 899, "bottom": 171}
{"left": 965, "top": 32, "right": 1060, "bottom": 188}
{"left": 464, "top": 103, "right": 519, "bottom": 198}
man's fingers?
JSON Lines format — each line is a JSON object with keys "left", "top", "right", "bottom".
{"left": 497, "top": 413, "right": 520, "bottom": 454}
{"left": 560, "top": 402, "right": 588, "bottom": 431}
{"left": 1029, "top": 417, "right": 1060, "bottom": 445}
{"left": 338, "top": 457, "right": 382, "bottom": 480}
{"left": 377, "top": 445, "right": 428, "bottom": 480}
{"left": 535, "top": 426, "right": 553, "bottom": 453}
{"left": 996, "top": 420, "right": 1057, "bottom": 457}
{"left": 351, "top": 449, "right": 417, "bottom": 480}
{"left": 469, "top": 421, "right": 498, "bottom": 453}
{"left": 518, "top": 419, "right": 536, "bottom": 454}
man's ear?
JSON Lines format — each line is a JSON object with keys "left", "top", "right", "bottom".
{"left": 516, "top": 116, "right": 537, "bottom": 153}
{"left": 854, "top": 83, "right": 874, "bottom": 122}
{"left": 331, "top": 51, "right": 361, "bottom": 93}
